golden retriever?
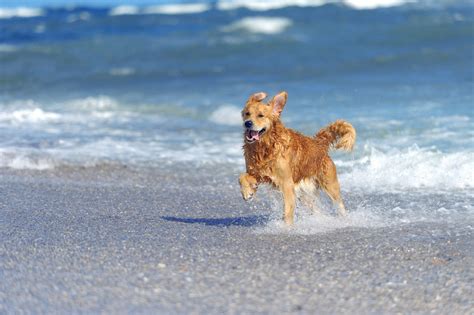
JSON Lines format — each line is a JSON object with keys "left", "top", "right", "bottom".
{"left": 239, "top": 91, "right": 356, "bottom": 225}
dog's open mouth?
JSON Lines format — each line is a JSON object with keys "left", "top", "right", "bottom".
{"left": 245, "top": 128, "right": 266, "bottom": 143}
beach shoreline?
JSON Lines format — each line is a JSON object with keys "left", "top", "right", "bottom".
{"left": 1, "top": 166, "right": 472, "bottom": 314}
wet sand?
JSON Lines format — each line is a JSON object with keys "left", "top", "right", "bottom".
{"left": 0, "top": 166, "right": 472, "bottom": 314}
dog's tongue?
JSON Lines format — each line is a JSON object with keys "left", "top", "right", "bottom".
{"left": 250, "top": 130, "right": 260, "bottom": 141}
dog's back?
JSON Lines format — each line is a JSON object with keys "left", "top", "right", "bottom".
{"left": 244, "top": 119, "right": 355, "bottom": 185}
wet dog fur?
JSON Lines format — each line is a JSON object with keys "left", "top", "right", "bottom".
{"left": 239, "top": 91, "right": 356, "bottom": 225}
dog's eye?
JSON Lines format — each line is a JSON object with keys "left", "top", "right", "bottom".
{"left": 245, "top": 112, "right": 250, "bottom": 116}
{"left": 258, "top": 113, "right": 264, "bottom": 118}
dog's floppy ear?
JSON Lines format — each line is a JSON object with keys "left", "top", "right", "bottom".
{"left": 271, "top": 91, "right": 288, "bottom": 117}
{"left": 248, "top": 92, "right": 267, "bottom": 102}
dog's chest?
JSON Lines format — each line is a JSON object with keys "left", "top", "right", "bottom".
{"left": 248, "top": 161, "right": 273, "bottom": 182}
{"left": 249, "top": 154, "right": 291, "bottom": 186}
{"left": 245, "top": 139, "right": 290, "bottom": 184}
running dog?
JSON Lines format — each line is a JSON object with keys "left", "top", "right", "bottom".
{"left": 239, "top": 91, "right": 356, "bottom": 225}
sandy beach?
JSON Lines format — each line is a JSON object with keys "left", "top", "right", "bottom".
{"left": 1, "top": 166, "right": 472, "bottom": 314}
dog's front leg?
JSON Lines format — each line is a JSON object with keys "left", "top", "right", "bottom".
{"left": 239, "top": 173, "right": 258, "bottom": 201}
{"left": 281, "top": 181, "right": 296, "bottom": 226}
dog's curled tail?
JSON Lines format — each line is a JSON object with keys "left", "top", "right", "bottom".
{"left": 315, "top": 120, "right": 356, "bottom": 151}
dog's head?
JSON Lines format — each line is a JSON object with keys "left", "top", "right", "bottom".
{"left": 242, "top": 91, "right": 288, "bottom": 144}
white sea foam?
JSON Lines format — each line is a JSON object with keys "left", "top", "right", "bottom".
{"left": 109, "top": 5, "right": 140, "bottom": 16}
{"left": 109, "top": 4, "right": 210, "bottom": 16}
{"left": 217, "top": 0, "right": 418, "bottom": 11}
{"left": 0, "top": 97, "right": 471, "bottom": 190}
{"left": 0, "top": 150, "right": 55, "bottom": 170}
{"left": 143, "top": 4, "right": 210, "bottom": 15}
{"left": 0, "top": 96, "right": 127, "bottom": 129}
{"left": 221, "top": 17, "right": 293, "bottom": 34}
{"left": 256, "top": 193, "right": 473, "bottom": 235}
{"left": 217, "top": 0, "right": 331, "bottom": 11}
{"left": 209, "top": 105, "right": 242, "bottom": 126}
{"left": 258, "top": 212, "right": 384, "bottom": 235}
{"left": 155, "top": 135, "right": 244, "bottom": 165}
{"left": 253, "top": 186, "right": 381, "bottom": 235}
{"left": 0, "top": 108, "right": 61, "bottom": 124}
{"left": 65, "top": 95, "right": 118, "bottom": 110}
{"left": 106, "top": 0, "right": 421, "bottom": 17}
{"left": 73, "top": 138, "right": 149, "bottom": 161}
{"left": 343, "top": 0, "right": 412, "bottom": 9}
{"left": 0, "top": 7, "right": 44, "bottom": 19}
{"left": 254, "top": 171, "right": 473, "bottom": 235}
{"left": 338, "top": 145, "right": 474, "bottom": 191}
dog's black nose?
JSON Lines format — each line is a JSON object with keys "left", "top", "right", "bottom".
{"left": 244, "top": 120, "right": 253, "bottom": 128}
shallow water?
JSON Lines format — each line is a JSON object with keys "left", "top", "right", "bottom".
{"left": 255, "top": 187, "right": 474, "bottom": 234}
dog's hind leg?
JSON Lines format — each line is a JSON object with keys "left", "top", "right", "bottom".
{"left": 281, "top": 181, "right": 296, "bottom": 225}
{"left": 322, "top": 179, "right": 347, "bottom": 216}
{"left": 299, "top": 193, "right": 320, "bottom": 214}
{"left": 321, "top": 160, "right": 347, "bottom": 216}
{"left": 297, "top": 179, "right": 321, "bottom": 214}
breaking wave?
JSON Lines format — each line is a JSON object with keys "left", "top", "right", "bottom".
{"left": 0, "top": 7, "right": 44, "bottom": 19}
{"left": 221, "top": 16, "right": 293, "bottom": 34}
{"left": 109, "top": 3, "right": 210, "bottom": 16}
{"left": 338, "top": 146, "right": 473, "bottom": 191}
{"left": 209, "top": 105, "right": 243, "bottom": 126}
{"left": 0, "top": 107, "right": 61, "bottom": 124}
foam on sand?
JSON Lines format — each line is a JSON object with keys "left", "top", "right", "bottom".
{"left": 255, "top": 167, "right": 473, "bottom": 235}
{"left": 0, "top": 150, "right": 55, "bottom": 170}
{"left": 258, "top": 212, "right": 384, "bottom": 235}
{"left": 257, "top": 193, "right": 473, "bottom": 235}
{"left": 221, "top": 17, "right": 293, "bottom": 34}
{"left": 0, "top": 7, "right": 44, "bottom": 19}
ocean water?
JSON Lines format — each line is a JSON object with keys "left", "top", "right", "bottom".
{"left": 1, "top": 0, "right": 473, "bottom": 229}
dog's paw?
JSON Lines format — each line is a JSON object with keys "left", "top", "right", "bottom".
{"left": 283, "top": 216, "right": 294, "bottom": 227}
{"left": 240, "top": 186, "right": 255, "bottom": 201}
{"left": 241, "top": 185, "right": 255, "bottom": 201}
{"left": 239, "top": 173, "right": 257, "bottom": 201}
